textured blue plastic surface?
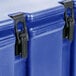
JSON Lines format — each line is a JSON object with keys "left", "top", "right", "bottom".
{"left": 0, "top": 39, "right": 15, "bottom": 76}
{"left": 14, "top": 56, "right": 26, "bottom": 76}
{"left": 28, "top": 26, "right": 64, "bottom": 76}
{"left": 62, "top": 39, "right": 71, "bottom": 76}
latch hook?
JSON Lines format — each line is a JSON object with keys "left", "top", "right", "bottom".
{"left": 60, "top": 0, "right": 75, "bottom": 41}
{"left": 9, "top": 12, "right": 28, "bottom": 58}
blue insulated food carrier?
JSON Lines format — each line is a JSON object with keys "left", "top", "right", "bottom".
{"left": 0, "top": 0, "right": 74, "bottom": 76}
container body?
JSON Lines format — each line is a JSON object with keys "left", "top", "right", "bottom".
{"left": 0, "top": 42, "right": 14, "bottom": 76}
{"left": 0, "top": 4, "right": 64, "bottom": 76}
{"left": 27, "top": 20, "right": 64, "bottom": 76}
{"left": 62, "top": 39, "right": 71, "bottom": 76}
{"left": 0, "top": 35, "right": 27, "bottom": 76}
{"left": 14, "top": 57, "right": 26, "bottom": 76}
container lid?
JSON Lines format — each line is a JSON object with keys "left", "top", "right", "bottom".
{"left": 0, "top": 0, "right": 65, "bottom": 46}
{"left": 0, "top": 0, "right": 61, "bottom": 21}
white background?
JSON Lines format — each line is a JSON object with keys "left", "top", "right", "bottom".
{"left": 0, "top": 0, "right": 60, "bottom": 21}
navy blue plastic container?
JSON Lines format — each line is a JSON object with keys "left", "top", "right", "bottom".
{"left": 0, "top": 4, "right": 65, "bottom": 76}
{"left": 0, "top": 1, "right": 73, "bottom": 76}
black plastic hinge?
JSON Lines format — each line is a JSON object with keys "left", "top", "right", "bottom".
{"left": 60, "top": 0, "right": 75, "bottom": 41}
{"left": 9, "top": 12, "right": 28, "bottom": 58}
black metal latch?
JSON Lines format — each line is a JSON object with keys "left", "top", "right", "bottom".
{"left": 60, "top": 0, "right": 75, "bottom": 41}
{"left": 9, "top": 12, "right": 28, "bottom": 58}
